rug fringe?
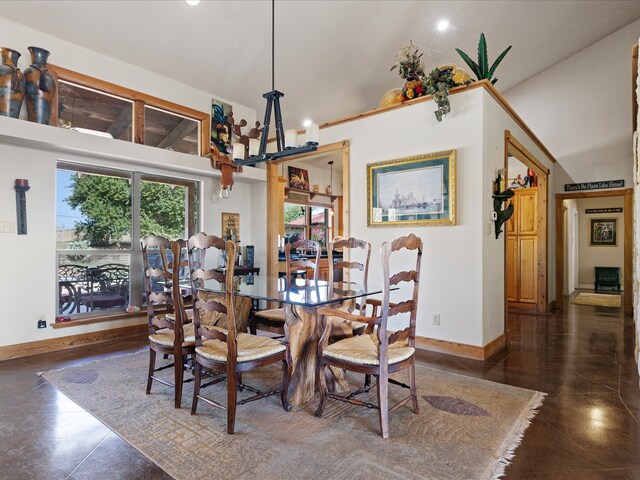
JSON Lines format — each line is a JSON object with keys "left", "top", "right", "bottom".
{"left": 36, "top": 349, "right": 148, "bottom": 377}
{"left": 484, "top": 391, "right": 547, "bottom": 480}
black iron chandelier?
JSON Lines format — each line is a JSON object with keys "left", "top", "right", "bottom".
{"left": 232, "top": 0, "right": 318, "bottom": 167}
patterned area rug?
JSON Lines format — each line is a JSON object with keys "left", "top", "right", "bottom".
{"left": 572, "top": 292, "right": 622, "bottom": 307}
{"left": 41, "top": 351, "right": 545, "bottom": 480}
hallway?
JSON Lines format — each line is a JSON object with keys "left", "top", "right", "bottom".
{"left": 0, "top": 301, "right": 638, "bottom": 479}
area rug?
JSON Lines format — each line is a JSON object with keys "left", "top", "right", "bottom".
{"left": 41, "top": 351, "right": 545, "bottom": 480}
{"left": 572, "top": 292, "right": 622, "bottom": 307}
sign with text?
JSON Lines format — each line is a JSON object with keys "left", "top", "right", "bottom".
{"left": 564, "top": 179, "right": 624, "bottom": 192}
{"left": 585, "top": 208, "right": 623, "bottom": 214}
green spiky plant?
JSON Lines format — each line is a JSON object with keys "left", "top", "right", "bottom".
{"left": 455, "top": 33, "right": 512, "bottom": 85}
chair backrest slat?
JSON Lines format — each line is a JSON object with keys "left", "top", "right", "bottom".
{"left": 141, "top": 234, "right": 174, "bottom": 336}
{"left": 285, "top": 239, "right": 320, "bottom": 283}
{"left": 379, "top": 233, "right": 422, "bottom": 355}
{"left": 328, "top": 237, "right": 371, "bottom": 315}
{"left": 188, "top": 233, "right": 238, "bottom": 361}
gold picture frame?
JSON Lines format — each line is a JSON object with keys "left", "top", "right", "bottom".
{"left": 367, "top": 150, "right": 456, "bottom": 227}
{"left": 221, "top": 212, "right": 240, "bottom": 241}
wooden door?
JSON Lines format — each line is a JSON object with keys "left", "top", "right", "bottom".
{"left": 507, "top": 236, "right": 518, "bottom": 301}
{"left": 518, "top": 189, "right": 538, "bottom": 235}
{"left": 507, "top": 188, "right": 539, "bottom": 306}
{"left": 518, "top": 236, "right": 537, "bottom": 303}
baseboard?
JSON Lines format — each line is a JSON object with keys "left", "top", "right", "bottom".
{"left": 415, "top": 334, "right": 506, "bottom": 361}
{"left": 507, "top": 301, "right": 538, "bottom": 314}
{"left": 0, "top": 323, "right": 148, "bottom": 362}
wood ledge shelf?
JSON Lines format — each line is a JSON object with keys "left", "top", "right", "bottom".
{"left": 285, "top": 186, "right": 338, "bottom": 202}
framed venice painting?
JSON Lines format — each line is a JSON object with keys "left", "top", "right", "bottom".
{"left": 367, "top": 150, "right": 456, "bottom": 227}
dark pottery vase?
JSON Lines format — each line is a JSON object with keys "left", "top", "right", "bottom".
{"left": 0, "top": 47, "right": 25, "bottom": 118}
{"left": 24, "top": 46, "right": 57, "bottom": 125}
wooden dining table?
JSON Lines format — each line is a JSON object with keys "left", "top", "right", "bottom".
{"left": 200, "top": 274, "right": 390, "bottom": 405}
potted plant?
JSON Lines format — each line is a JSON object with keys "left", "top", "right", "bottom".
{"left": 455, "top": 33, "right": 512, "bottom": 85}
{"left": 390, "top": 41, "right": 426, "bottom": 100}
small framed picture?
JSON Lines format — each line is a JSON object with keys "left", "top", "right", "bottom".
{"left": 288, "top": 166, "right": 310, "bottom": 191}
{"left": 221, "top": 212, "right": 240, "bottom": 241}
{"left": 590, "top": 218, "right": 617, "bottom": 246}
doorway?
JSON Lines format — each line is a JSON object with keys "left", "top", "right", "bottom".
{"left": 503, "top": 131, "right": 549, "bottom": 319}
{"left": 555, "top": 189, "right": 633, "bottom": 315}
{"left": 266, "top": 140, "right": 350, "bottom": 278}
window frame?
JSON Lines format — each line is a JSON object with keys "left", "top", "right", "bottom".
{"left": 56, "top": 162, "right": 199, "bottom": 321}
{"left": 284, "top": 201, "right": 332, "bottom": 249}
{"left": 51, "top": 65, "right": 211, "bottom": 156}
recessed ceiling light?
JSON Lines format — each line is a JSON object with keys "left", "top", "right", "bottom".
{"left": 303, "top": 119, "right": 313, "bottom": 127}
{"left": 437, "top": 19, "right": 449, "bottom": 31}
{"left": 185, "top": 0, "right": 200, "bottom": 6}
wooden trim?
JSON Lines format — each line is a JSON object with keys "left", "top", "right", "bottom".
{"left": 415, "top": 334, "right": 506, "bottom": 361}
{"left": 556, "top": 189, "right": 631, "bottom": 200}
{"left": 51, "top": 312, "right": 146, "bottom": 329}
{"left": 505, "top": 130, "right": 550, "bottom": 175}
{"left": 633, "top": 44, "right": 638, "bottom": 134}
{"left": 266, "top": 166, "right": 284, "bottom": 279}
{"left": 624, "top": 189, "right": 633, "bottom": 316}
{"left": 555, "top": 188, "right": 633, "bottom": 317}
{"left": 507, "top": 302, "right": 539, "bottom": 314}
{"left": 505, "top": 131, "right": 548, "bottom": 314}
{"left": 268, "top": 81, "right": 556, "bottom": 164}
{"left": 341, "top": 139, "right": 350, "bottom": 240}
{"left": 50, "top": 64, "right": 210, "bottom": 156}
{"left": 0, "top": 323, "right": 147, "bottom": 361}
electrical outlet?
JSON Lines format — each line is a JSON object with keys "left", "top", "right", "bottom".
{"left": 0, "top": 221, "right": 15, "bottom": 233}
{"left": 37, "top": 314, "right": 47, "bottom": 329}
{"left": 432, "top": 314, "right": 440, "bottom": 326}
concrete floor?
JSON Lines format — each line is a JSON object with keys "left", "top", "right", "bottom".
{"left": 0, "top": 296, "right": 638, "bottom": 479}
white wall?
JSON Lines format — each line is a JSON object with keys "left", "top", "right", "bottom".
{"left": 482, "top": 91, "right": 556, "bottom": 344}
{"left": 0, "top": 121, "right": 264, "bottom": 348}
{"left": 506, "top": 19, "right": 640, "bottom": 187}
{"left": 0, "top": 16, "right": 255, "bottom": 126}
{"left": 563, "top": 199, "right": 579, "bottom": 295}
{"left": 319, "top": 90, "right": 484, "bottom": 346}
{"left": 0, "top": 17, "right": 264, "bottom": 348}
{"left": 575, "top": 197, "right": 625, "bottom": 289}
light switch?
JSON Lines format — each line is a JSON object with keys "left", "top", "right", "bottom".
{"left": 0, "top": 221, "right": 15, "bottom": 233}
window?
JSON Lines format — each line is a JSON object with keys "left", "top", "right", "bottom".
{"left": 144, "top": 106, "right": 200, "bottom": 155}
{"left": 53, "top": 65, "right": 210, "bottom": 156}
{"left": 58, "top": 81, "right": 133, "bottom": 142}
{"left": 56, "top": 163, "right": 198, "bottom": 317}
{"left": 284, "top": 202, "right": 331, "bottom": 248}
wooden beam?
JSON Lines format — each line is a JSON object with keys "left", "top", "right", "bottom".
{"left": 157, "top": 118, "right": 198, "bottom": 149}
{"left": 106, "top": 107, "right": 133, "bottom": 138}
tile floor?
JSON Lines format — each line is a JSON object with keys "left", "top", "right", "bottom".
{"left": 0, "top": 295, "right": 638, "bottom": 479}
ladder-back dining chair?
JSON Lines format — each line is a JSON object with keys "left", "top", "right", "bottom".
{"left": 249, "top": 239, "right": 321, "bottom": 335}
{"left": 315, "top": 233, "right": 423, "bottom": 438}
{"left": 327, "top": 237, "right": 371, "bottom": 337}
{"left": 142, "top": 235, "right": 194, "bottom": 408}
{"left": 188, "top": 232, "right": 292, "bottom": 434}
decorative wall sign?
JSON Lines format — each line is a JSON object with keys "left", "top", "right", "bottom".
{"left": 590, "top": 218, "right": 617, "bottom": 246}
{"left": 564, "top": 179, "right": 624, "bottom": 192}
{"left": 221, "top": 212, "right": 240, "bottom": 241}
{"left": 585, "top": 208, "right": 623, "bottom": 214}
{"left": 245, "top": 245, "right": 255, "bottom": 285}
{"left": 367, "top": 150, "right": 456, "bottom": 227}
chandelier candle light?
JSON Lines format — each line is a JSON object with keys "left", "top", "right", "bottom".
{"left": 232, "top": 0, "right": 318, "bottom": 166}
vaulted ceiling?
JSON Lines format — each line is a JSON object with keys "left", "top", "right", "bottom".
{"left": 1, "top": 1, "right": 639, "bottom": 131}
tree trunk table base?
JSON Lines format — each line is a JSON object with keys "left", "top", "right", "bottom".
{"left": 284, "top": 303, "right": 353, "bottom": 405}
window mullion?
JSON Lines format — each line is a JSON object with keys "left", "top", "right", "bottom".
{"left": 130, "top": 172, "right": 143, "bottom": 307}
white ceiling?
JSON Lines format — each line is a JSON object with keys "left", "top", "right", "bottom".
{"left": 1, "top": 1, "right": 639, "bottom": 131}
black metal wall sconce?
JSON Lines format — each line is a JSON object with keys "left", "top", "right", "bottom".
{"left": 492, "top": 188, "right": 514, "bottom": 239}
{"left": 14, "top": 178, "right": 30, "bottom": 235}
